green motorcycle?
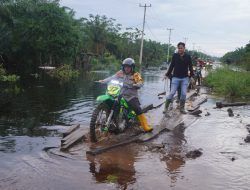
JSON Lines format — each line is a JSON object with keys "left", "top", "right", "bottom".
{"left": 90, "top": 80, "right": 152, "bottom": 142}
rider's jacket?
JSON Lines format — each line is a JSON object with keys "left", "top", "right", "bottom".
{"left": 103, "top": 70, "right": 143, "bottom": 101}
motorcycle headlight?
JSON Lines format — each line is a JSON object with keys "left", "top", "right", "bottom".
{"left": 107, "top": 85, "right": 120, "bottom": 96}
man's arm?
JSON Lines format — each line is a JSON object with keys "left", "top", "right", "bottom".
{"left": 165, "top": 54, "right": 175, "bottom": 77}
{"left": 101, "top": 70, "right": 122, "bottom": 83}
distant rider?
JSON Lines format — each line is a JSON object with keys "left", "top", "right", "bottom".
{"left": 194, "top": 57, "right": 203, "bottom": 86}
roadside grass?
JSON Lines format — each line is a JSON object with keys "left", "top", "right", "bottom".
{"left": 204, "top": 66, "right": 250, "bottom": 100}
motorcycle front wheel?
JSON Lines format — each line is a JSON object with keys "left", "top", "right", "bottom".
{"left": 89, "top": 103, "right": 111, "bottom": 142}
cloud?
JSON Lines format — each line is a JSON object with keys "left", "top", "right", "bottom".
{"left": 60, "top": 0, "right": 250, "bottom": 57}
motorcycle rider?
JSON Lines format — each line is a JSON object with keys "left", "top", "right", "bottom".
{"left": 98, "top": 58, "right": 153, "bottom": 132}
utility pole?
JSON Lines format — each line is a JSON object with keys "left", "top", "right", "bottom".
{"left": 139, "top": 3, "right": 151, "bottom": 66}
{"left": 183, "top": 37, "right": 188, "bottom": 44}
{"left": 192, "top": 43, "right": 196, "bottom": 56}
{"left": 198, "top": 46, "right": 202, "bottom": 59}
{"left": 167, "top": 28, "right": 173, "bottom": 63}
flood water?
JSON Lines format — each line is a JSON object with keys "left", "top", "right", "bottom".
{"left": 0, "top": 69, "right": 250, "bottom": 190}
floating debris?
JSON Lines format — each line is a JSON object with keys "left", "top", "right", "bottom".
{"left": 216, "top": 101, "right": 247, "bottom": 108}
{"left": 244, "top": 135, "right": 250, "bottom": 143}
{"left": 227, "top": 108, "right": 234, "bottom": 117}
{"left": 246, "top": 124, "right": 250, "bottom": 133}
{"left": 186, "top": 149, "right": 203, "bottom": 159}
{"left": 205, "top": 112, "right": 211, "bottom": 116}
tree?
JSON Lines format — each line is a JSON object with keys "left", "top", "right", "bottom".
{"left": 82, "top": 14, "right": 121, "bottom": 57}
{"left": 0, "top": 0, "right": 83, "bottom": 74}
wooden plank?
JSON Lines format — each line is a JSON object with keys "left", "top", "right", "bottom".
{"left": 61, "top": 128, "right": 86, "bottom": 151}
{"left": 216, "top": 101, "right": 247, "bottom": 108}
{"left": 195, "top": 96, "right": 207, "bottom": 106}
{"left": 142, "top": 104, "right": 154, "bottom": 113}
{"left": 138, "top": 125, "right": 169, "bottom": 142}
{"left": 62, "top": 124, "right": 80, "bottom": 138}
{"left": 153, "top": 90, "right": 198, "bottom": 111}
{"left": 189, "top": 109, "right": 202, "bottom": 115}
{"left": 62, "top": 129, "right": 85, "bottom": 146}
{"left": 161, "top": 112, "right": 183, "bottom": 131}
{"left": 187, "top": 105, "right": 200, "bottom": 112}
{"left": 62, "top": 128, "right": 85, "bottom": 145}
{"left": 186, "top": 91, "right": 198, "bottom": 99}
{"left": 39, "top": 66, "right": 55, "bottom": 70}
{"left": 61, "top": 125, "right": 81, "bottom": 143}
{"left": 86, "top": 136, "right": 139, "bottom": 155}
{"left": 187, "top": 95, "right": 207, "bottom": 111}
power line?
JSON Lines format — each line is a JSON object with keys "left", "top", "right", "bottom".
{"left": 147, "top": 8, "right": 168, "bottom": 28}
{"left": 145, "top": 22, "right": 160, "bottom": 42}
{"left": 192, "top": 41, "right": 248, "bottom": 44}
{"left": 120, "top": 23, "right": 142, "bottom": 30}
{"left": 193, "top": 43, "right": 196, "bottom": 51}
{"left": 183, "top": 37, "right": 188, "bottom": 44}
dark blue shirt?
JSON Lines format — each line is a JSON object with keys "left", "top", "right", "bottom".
{"left": 166, "top": 53, "right": 194, "bottom": 78}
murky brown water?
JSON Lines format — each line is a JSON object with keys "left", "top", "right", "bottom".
{"left": 1, "top": 69, "right": 250, "bottom": 190}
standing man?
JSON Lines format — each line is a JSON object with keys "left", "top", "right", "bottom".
{"left": 164, "top": 42, "right": 194, "bottom": 114}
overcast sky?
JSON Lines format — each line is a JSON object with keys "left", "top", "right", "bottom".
{"left": 61, "top": 0, "right": 250, "bottom": 57}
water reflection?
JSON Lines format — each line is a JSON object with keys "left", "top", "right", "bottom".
{"left": 162, "top": 124, "right": 187, "bottom": 187}
{"left": 164, "top": 155, "right": 185, "bottom": 186}
{"left": 0, "top": 71, "right": 108, "bottom": 137}
{"left": 87, "top": 145, "right": 138, "bottom": 189}
{"left": 0, "top": 138, "right": 16, "bottom": 153}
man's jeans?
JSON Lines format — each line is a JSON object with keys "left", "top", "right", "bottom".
{"left": 167, "top": 77, "right": 189, "bottom": 101}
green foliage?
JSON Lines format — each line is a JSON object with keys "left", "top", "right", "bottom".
{"left": 193, "top": 51, "right": 214, "bottom": 60}
{"left": 0, "top": 64, "right": 19, "bottom": 82}
{"left": 82, "top": 14, "right": 121, "bottom": 56}
{"left": 0, "top": 65, "right": 21, "bottom": 107}
{"left": 3, "top": 85, "right": 22, "bottom": 94}
{"left": 1, "top": 74, "right": 20, "bottom": 82}
{"left": 103, "top": 54, "right": 120, "bottom": 71}
{"left": 240, "top": 47, "right": 250, "bottom": 71}
{"left": 204, "top": 66, "right": 250, "bottom": 100}
{"left": 0, "top": 65, "right": 6, "bottom": 76}
{"left": 220, "top": 47, "right": 245, "bottom": 64}
{"left": 0, "top": 0, "right": 83, "bottom": 74}
{"left": 48, "top": 64, "right": 79, "bottom": 82}
{"left": 105, "top": 174, "right": 118, "bottom": 183}
{"left": 143, "top": 40, "right": 169, "bottom": 66}
{"left": 90, "top": 54, "right": 120, "bottom": 71}
{"left": 221, "top": 42, "right": 250, "bottom": 71}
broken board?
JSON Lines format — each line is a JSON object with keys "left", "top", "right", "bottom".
{"left": 187, "top": 94, "right": 207, "bottom": 112}
{"left": 61, "top": 125, "right": 86, "bottom": 151}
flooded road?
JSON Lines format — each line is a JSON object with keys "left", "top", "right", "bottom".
{"left": 0, "top": 69, "right": 250, "bottom": 190}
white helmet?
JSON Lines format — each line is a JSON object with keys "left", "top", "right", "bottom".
{"left": 122, "top": 58, "right": 135, "bottom": 72}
